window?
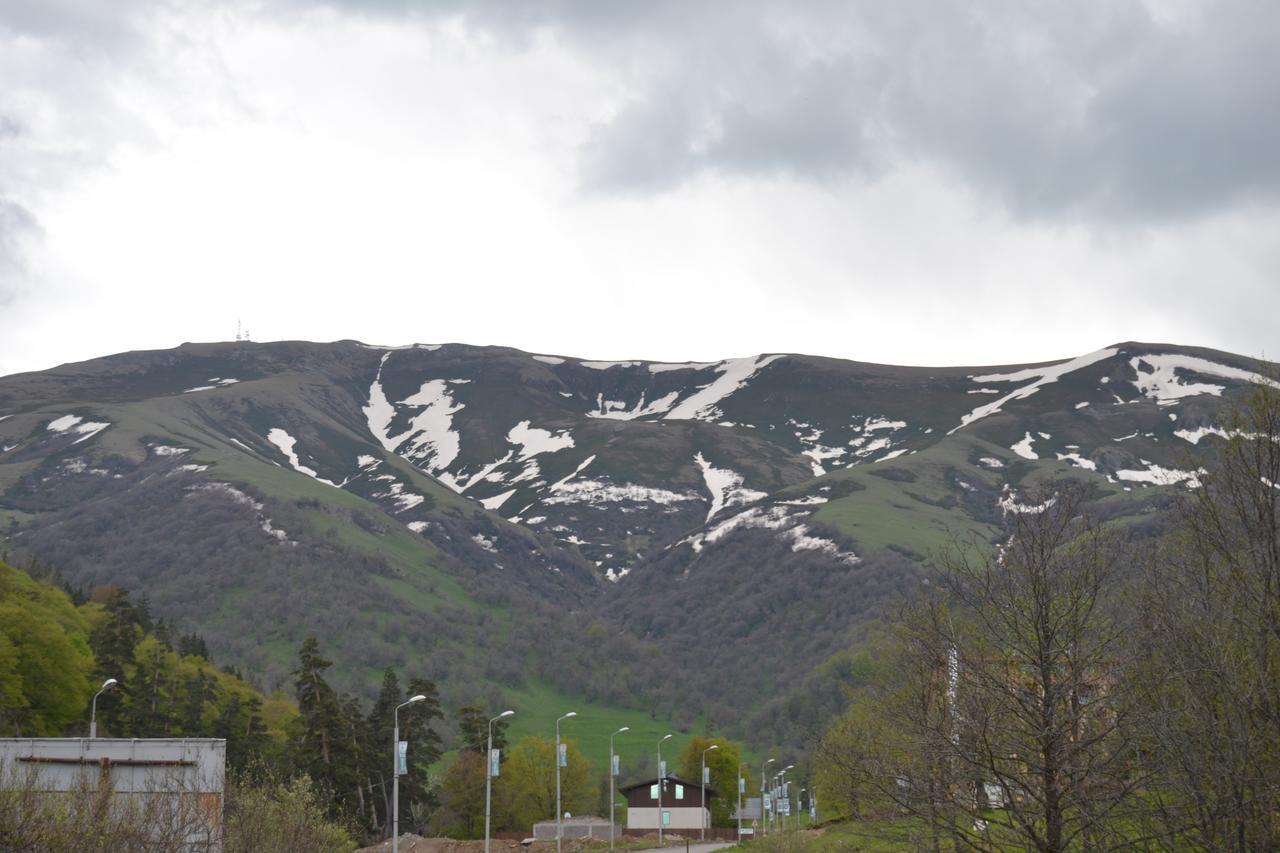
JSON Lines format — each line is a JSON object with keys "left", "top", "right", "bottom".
{"left": 675, "top": 784, "right": 684, "bottom": 799}
{"left": 662, "top": 811, "right": 671, "bottom": 826}
{"left": 650, "top": 784, "right": 659, "bottom": 800}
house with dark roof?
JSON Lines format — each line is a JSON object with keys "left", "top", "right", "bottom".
{"left": 619, "top": 775, "right": 715, "bottom": 832}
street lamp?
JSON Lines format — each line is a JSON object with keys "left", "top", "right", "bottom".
{"left": 392, "top": 694, "right": 426, "bottom": 853}
{"left": 657, "top": 734, "right": 673, "bottom": 845}
{"left": 609, "top": 726, "right": 629, "bottom": 852}
{"left": 700, "top": 744, "right": 719, "bottom": 841}
{"left": 89, "top": 678, "right": 117, "bottom": 738}
{"left": 736, "top": 764, "right": 745, "bottom": 842}
{"left": 760, "top": 758, "right": 775, "bottom": 837}
{"left": 556, "top": 712, "right": 576, "bottom": 853}
{"left": 484, "top": 710, "right": 514, "bottom": 853}
{"left": 778, "top": 765, "right": 794, "bottom": 832}
{"left": 798, "top": 788, "right": 806, "bottom": 829}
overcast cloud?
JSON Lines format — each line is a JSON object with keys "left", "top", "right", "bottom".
{"left": 1, "top": 0, "right": 1277, "bottom": 376}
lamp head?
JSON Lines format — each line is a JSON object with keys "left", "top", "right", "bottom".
{"left": 784, "top": 764, "right": 795, "bottom": 771}
{"left": 765, "top": 758, "right": 776, "bottom": 766}
{"left": 101, "top": 678, "right": 118, "bottom": 691}
{"left": 661, "top": 733, "right": 673, "bottom": 742}
{"left": 408, "top": 694, "right": 426, "bottom": 704}
{"left": 707, "top": 744, "right": 719, "bottom": 751}
{"left": 499, "top": 709, "right": 515, "bottom": 718}
{"left": 563, "top": 711, "right": 576, "bottom": 719}
{"left": 616, "top": 726, "right": 630, "bottom": 734}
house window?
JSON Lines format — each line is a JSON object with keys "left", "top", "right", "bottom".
{"left": 650, "top": 784, "right": 659, "bottom": 800}
{"left": 675, "top": 784, "right": 684, "bottom": 799}
{"left": 662, "top": 811, "right": 671, "bottom": 826}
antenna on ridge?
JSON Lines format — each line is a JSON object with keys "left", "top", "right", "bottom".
{"left": 235, "top": 319, "right": 242, "bottom": 342}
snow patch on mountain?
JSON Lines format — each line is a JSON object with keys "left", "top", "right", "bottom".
{"left": 1116, "top": 461, "right": 1206, "bottom": 488}
{"left": 267, "top": 428, "right": 338, "bottom": 487}
{"left": 550, "top": 455, "right": 596, "bottom": 492}
{"left": 999, "top": 486, "right": 1056, "bottom": 515}
{"left": 665, "top": 354, "right": 784, "bottom": 421}
{"left": 648, "top": 361, "right": 718, "bottom": 374}
{"left": 1056, "top": 452, "right": 1096, "bottom": 471}
{"left": 1011, "top": 432, "right": 1039, "bottom": 460}
{"left": 481, "top": 489, "right": 516, "bottom": 511}
{"left": 47, "top": 415, "right": 82, "bottom": 432}
{"left": 694, "top": 452, "right": 767, "bottom": 522}
{"left": 951, "top": 347, "right": 1118, "bottom": 434}
{"left": 589, "top": 391, "right": 680, "bottom": 420}
{"left": 532, "top": 355, "right": 565, "bottom": 365}
{"left": 1130, "top": 354, "right": 1278, "bottom": 404}
{"left": 1174, "top": 425, "right": 1230, "bottom": 444}
{"left": 580, "top": 360, "right": 640, "bottom": 370}
{"left": 507, "top": 421, "right": 575, "bottom": 459}
{"left": 544, "top": 479, "right": 700, "bottom": 507}
{"left": 189, "top": 482, "right": 295, "bottom": 545}
{"left": 685, "top": 504, "right": 859, "bottom": 564}
{"left": 151, "top": 445, "right": 189, "bottom": 457}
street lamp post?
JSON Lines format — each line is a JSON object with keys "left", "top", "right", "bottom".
{"left": 798, "top": 789, "right": 806, "bottom": 829}
{"left": 556, "top": 712, "right": 576, "bottom": 853}
{"left": 392, "top": 694, "right": 426, "bottom": 853}
{"left": 609, "top": 726, "right": 629, "bottom": 852}
{"left": 700, "top": 744, "right": 719, "bottom": 841}
{"left": 89, "top": 678, "right": 117, "bottom": 738}
{"left": 736, "top": 765, "right": 744, "bottom": 842}
{"left": 760, "top": 758, "right": 775, "bottom": 837}
{"left": 657, "top": 733, "right": 672, "bottom": 845}
{"left": 484, "top": 710, "right": 514, "bottom": 853}
{"left": 778, "top": 765, "right": 794, "bottom": 832}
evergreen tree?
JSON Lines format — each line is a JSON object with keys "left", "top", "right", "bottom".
{"left": 458, "top": 704, "right": 507, "bottom": 754}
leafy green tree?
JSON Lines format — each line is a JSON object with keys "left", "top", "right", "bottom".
{"left": 431, "top": 750, "right": 488, "bottom": 838}
{"left": 0, "top": 561, "right": 94, "bottom": 735}
{"left": 499, "top": 735, "right": 593, "bottom": 833}
{"left": 676, "top": 735, "right": 745, "bottom": 827}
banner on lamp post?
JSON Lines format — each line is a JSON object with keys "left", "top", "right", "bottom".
{"left": 396, "top": 741, "right": 408, "bottom": 776}
{"left": 489, "top": 748, "right": 501, "bottom": 778}
{"left": 558, "top": 743, "right": 567, "bottom": 768}
{"left": 739, "top": 776, "right": 745, "bottom": 794}
{"left": 703, "top": 766, "right": 710, "bottom": 785}
{"left": 659, "top": 760, "right": 666, "bottom": 779}
{"left": 611, "top": 754, "right": 620, "bottom": 777}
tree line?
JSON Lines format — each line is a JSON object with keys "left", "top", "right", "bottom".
{"left": 813, "top": 382, "right": 1280, "bottom": 851}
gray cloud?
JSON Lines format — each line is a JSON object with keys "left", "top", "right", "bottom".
{"left": 0, "top": 197, "right": 39, "bottom": 307}
{"left": 293, "top": 0, "right": 1280, "bottom": 221}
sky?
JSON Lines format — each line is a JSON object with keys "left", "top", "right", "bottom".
{"left": 1, "top": 0, "right": 1277, "bottom": 377}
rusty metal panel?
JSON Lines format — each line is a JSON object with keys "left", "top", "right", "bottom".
{"left": 0, "top": 738, "right": 225, "bottom": 851}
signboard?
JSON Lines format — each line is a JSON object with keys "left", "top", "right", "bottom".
{"left": 489, "top": 748, "right": 501, "bottom": 778}
{"left": 659, "top": 760, "right": 666, "bottom": 779}
{"left": 763, "top": 793, "right": 772, "bottom": 813}
{"left": 611, "top": 753, "right": 620, "bottom": 777}
{"left": 739, "top": 776, "right": 746, "bottom": 794}
{"left": 703, "top": 766, "right": 710, "bottom": 784}
{"left": 396, "top": 740, "right": 408, "bottom": 776}
{"left": 558, "top": 743, "right": 567, "bottom": 768}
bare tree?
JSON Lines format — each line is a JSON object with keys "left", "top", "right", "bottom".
{"left": 885, "top": 482, "right": 1140, "bottom": 852}
{"left": 1134, "top": 381, "right": 1280, "bottom": 851}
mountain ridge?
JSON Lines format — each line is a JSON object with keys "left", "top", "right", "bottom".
{"left": 1, "top": 337, "right": 1271, "bottom": 750}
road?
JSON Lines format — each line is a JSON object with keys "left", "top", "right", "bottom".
{"left": 651, "top": 843, "right": 738, "bottom": 853}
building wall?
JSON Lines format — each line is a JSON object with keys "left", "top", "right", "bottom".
{"left": 626, "top": 806, "right": 708, "bottom": 831}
